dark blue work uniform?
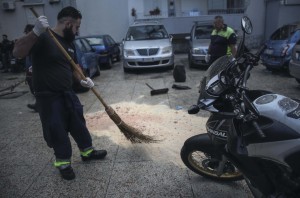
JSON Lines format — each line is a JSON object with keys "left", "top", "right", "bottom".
{"left": 31, "top": 30, "right": 92, "bottom": 161}
{"left": 209, "top": 24, "right": 237, "bottom": 64}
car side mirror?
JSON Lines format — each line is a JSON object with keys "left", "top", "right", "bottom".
{"left": 169, "top": 35, "right": 173, "bottom": 42}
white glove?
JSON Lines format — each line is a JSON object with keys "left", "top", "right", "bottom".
{"left": 33, "top": 16, "right": 49, "bottom": 36}
{"left": 205, "top": 54, "right": 210, "bottom": 63}
{"left": 80, "top": 77, "right": 94, "bottom": 88}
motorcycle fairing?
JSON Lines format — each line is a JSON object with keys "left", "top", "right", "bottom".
{"left": 246, "top": 138, "right": 300, "bottom": 168}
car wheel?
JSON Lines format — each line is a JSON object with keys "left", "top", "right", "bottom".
{"left": 95, "top": 64, "right": 100, "bottom": 76}
{"left": 116, "top": 54, "right": 121, "bottom": 62}
{"left": 266, "top": 66, "right": 273, "bottom": 72}
{"left": 188, "top": 54, "right": 194, "bottom": 68}
{"left": 296, "top": 79, "right": 300, "bottom": 84}
{"left": 189, "top": 60, "right": 195, "bottom": 68}
{"left": 123, "top": 67, "right": 130, "bottom": 73}
{"left": 106, "top": 57, "right": 113, "bottom": 69}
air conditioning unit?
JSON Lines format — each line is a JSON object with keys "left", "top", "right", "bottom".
{"left": 2, "top": 2, "right": 16, "bottom": 11}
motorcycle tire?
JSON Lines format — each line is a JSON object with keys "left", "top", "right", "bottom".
{"left": 180, "top": 134, "right": 243, "bottom": 181}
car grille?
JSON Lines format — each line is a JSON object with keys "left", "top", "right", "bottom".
{"left": 127, "top": 59, "right": 170, "bottom": 67}
{"left": 137, "top": 48, "right": 159, "bottom": 56}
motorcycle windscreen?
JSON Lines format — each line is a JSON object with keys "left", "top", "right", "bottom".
{"left": 198, "top": 55, "right": 233, "bottom": 100}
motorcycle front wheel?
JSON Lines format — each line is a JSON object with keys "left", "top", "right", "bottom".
{"left": 180, "top": 134, "right": 243, "bottom": 181}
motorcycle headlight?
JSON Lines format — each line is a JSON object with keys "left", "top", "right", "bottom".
{"left": 206, "top": 80, "right": 225, "bottom": 96}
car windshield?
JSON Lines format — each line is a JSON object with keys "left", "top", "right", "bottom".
{"left": 270, "top": 25, "right": 298, "bottom": 40}
{"left": 194, "top": 25, "right": 213, "bottom": 39}
{"left": 85, "top": 37, "right": 104, "bottom": 46}
{"left": 125, "top": 25, "right": 168, "bottom": 41}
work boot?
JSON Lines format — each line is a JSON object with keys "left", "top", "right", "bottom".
{"left": 81, "top": 149, "right": 107, "bottom": 161}
{"left": 54, "top": 160, "right": 75, "bottom": 180}
{"left": 59, "top": 166, "right": 76, "bottom": 180}
{"left": 27, "top": 103, "right": 38, "bottom": 112}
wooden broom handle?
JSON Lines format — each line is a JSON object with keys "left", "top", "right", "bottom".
{"left": 29, "top": 7, "right": 109, "bottom": 109}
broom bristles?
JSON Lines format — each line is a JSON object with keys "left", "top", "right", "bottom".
{"left": 105, "top": 106, "right": 158, "bottom": 143}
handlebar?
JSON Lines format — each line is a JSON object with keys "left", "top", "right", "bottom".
{"left": 188, "top": 104, "right": 202, "bottom": 114}
{"left": 255, "top": 44, "right": 267, "bottom": 58}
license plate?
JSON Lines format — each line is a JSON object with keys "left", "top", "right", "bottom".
{"left": 265, "top": 49, "right": 273, "bottom": 55}
{"left": 10, "top": 59, "right": 16, "bottom": 64}
{"left": 143, "top": 58, "right": 153, "bottom": 62}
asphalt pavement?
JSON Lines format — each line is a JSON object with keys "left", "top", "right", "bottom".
{"left": 1, "top": 54, "right": 300, "bottom": 198}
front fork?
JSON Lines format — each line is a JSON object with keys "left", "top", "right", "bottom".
{"left": 216, "top": 155, "right": 229, "bottom": 176}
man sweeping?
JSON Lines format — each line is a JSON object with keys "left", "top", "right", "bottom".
{"left": 13, "top": 6, "right": 107, "bottom": 180}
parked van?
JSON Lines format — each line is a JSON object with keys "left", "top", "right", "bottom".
{"left": 261, "top": 22, "right": 300, "bottom": 71}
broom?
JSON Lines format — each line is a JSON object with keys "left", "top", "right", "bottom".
{"left": 30, "top": 8, "right": 156, "bottom": 143}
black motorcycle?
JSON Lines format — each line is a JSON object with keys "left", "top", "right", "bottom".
{"left": 180, "top": 16, "right": 300, "bottom": 198}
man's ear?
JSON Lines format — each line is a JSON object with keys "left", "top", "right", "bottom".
{"left": 65, "top": 21, "right": 71, "bottom": 28}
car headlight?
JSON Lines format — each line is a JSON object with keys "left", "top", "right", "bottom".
{"left": 192, "top": 48, "right": 207, "bottom": 55}
{"left": 124, "top": 49, "right": 135, "bottom": 57}
{"left": 162, "top": 46, "right": 173, "bottom": 54}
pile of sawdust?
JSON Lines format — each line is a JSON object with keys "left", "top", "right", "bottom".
{"left": 85, "top": 102, "right": 208, "bottom": 143}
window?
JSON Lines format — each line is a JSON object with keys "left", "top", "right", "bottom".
{"left": 126, "top": 25, "right": 168, "bottom": 41}
{"left": 74, "top": 39, "right": 85, "bottom": 52}
{"left": 270, "top": 25, "right": 298, "bottom": 40}
{"left": 144, "top": 0, "right": 162, "bottom": 15}
{"left": 86, "top": 37, "right": 104, "bottom": 46}
{"left": 208, "top": 0, "right": 246, "bottom": 14}
{"left": 81, "top": 39, "right": 92, "bottom": 52}
{"left": 106, "top": 36, "right": 115, "bottom": 46}
{"left": 194, "top": 25, "right": 213, "bottom": 39}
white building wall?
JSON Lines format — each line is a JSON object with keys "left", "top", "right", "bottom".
{"left": 244, "top": 0, "right": 266, "bottom": 47}
{"left": 1, "top": 0, "right": 299, "bottom": 49}
{"left": 0, "top": 0, "right": 74, "bottom": 40}
{"left": 76, "top": 0, "right": 128, "bottom": 42}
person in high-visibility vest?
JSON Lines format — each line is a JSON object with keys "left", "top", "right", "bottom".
{"left": 206, "top": 15, "right": 237, "bottom": 65}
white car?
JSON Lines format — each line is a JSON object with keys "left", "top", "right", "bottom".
{"left": 122, "top": 21, "right": 174, "bottom": 72}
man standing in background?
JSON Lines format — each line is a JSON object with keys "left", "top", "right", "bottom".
{"left": 1, "top": 34, "right": 13, "bottom": 73}
{"left": 206, "top": 15, "right": 237, "bottom": 65}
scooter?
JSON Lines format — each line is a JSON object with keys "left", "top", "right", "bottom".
{"left": 180, "top": 16, "right": 300, "bottom": 198}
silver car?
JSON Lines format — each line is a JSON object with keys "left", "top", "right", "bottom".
{"left": 186, "top": 22, "right": 213, "bottom": 68}
{"left": 122, "top": 21, "right": 174, "bottom": 72}
{"left": 289, "top": 39, "right": 300, "bottom": 84}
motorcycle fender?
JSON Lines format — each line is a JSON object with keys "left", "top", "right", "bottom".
{"left": 183, "top": 133, "right": 225, "bottom": 158}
